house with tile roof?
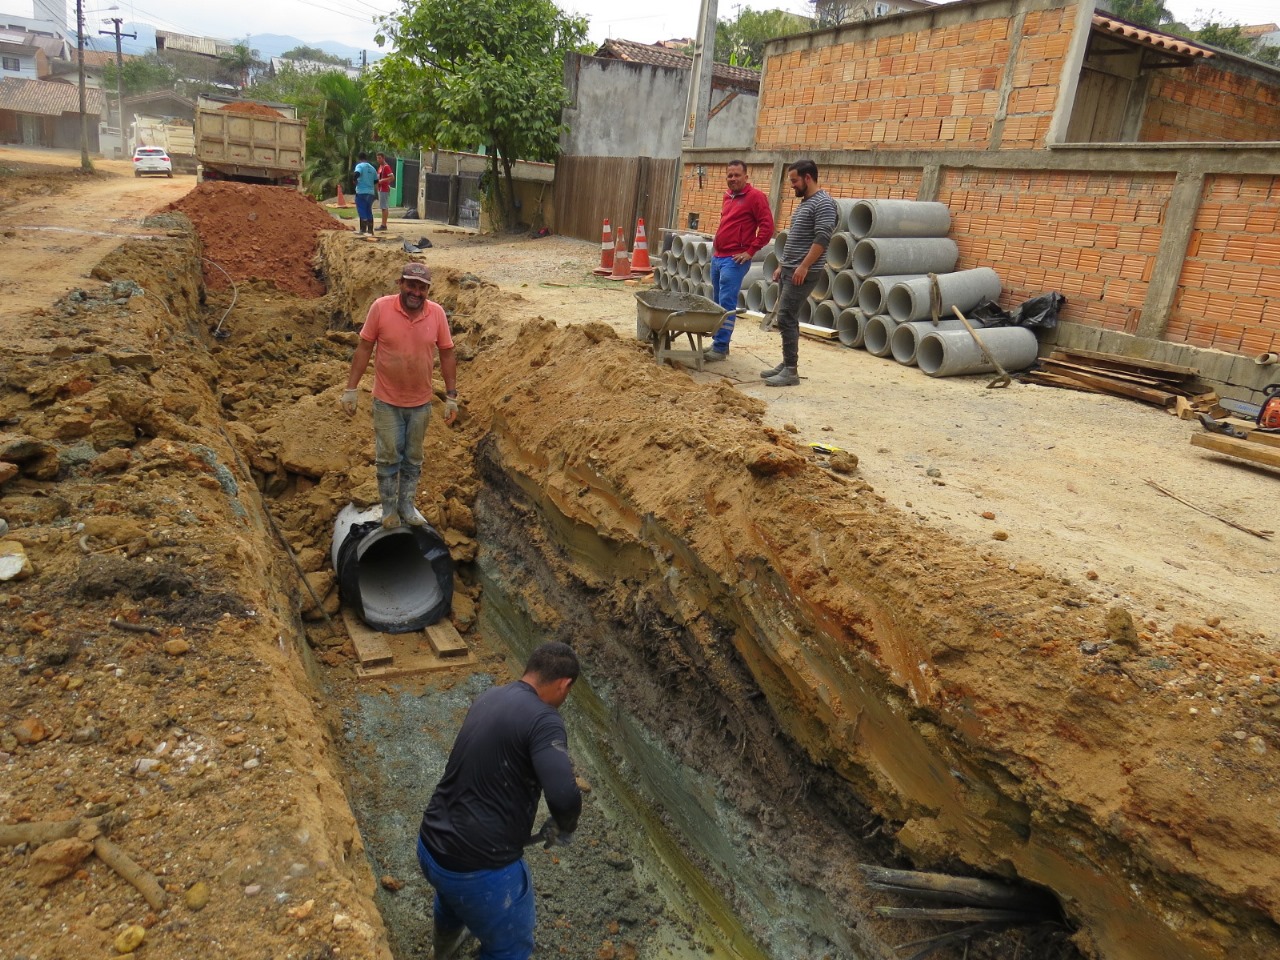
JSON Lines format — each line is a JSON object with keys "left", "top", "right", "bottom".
{"left": 0, "top": 75, "right": 104, "bottom": 148}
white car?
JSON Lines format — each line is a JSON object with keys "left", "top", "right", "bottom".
{"left": 132, "top": 146, "right": 173, "bottom": 178}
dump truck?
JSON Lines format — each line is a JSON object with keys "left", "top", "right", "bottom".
{"left": 194, "top": 94, "right": 306, "bottom": 187}
{"left": 132, "top": 115, "right": 197, "bottom": 174}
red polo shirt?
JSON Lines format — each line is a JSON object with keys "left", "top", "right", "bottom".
{"left": 360, "top": 293, "right": 454, "bottom": 407}
{"left": 713, "top": 183, "right": 774, "bottom": 258}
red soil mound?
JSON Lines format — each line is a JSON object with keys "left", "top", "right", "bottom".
{"left": 167, "top": 182, "right": 350, "bottom": 298}
{"left": 218, "top": 101, "right": 284, "bottom": 118}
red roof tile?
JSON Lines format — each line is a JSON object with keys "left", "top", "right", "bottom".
{"left": 1091, "top": 15, "right": 1214, "bottom": 59}
{"left": 594, "top": 38, "right": 761, "bottom": 92}
{"left": 0, "top": 77, "right": 106, "bottom": 117}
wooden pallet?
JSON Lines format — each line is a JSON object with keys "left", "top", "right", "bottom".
{"left": 342, "top": 609, "right": 474, "bottom": 680}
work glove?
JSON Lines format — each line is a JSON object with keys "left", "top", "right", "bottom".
{"left": 443, "top": 395, "right": 458, "bottom": 424}
{"left": 340, "top": 388, "right": 359, "bottom": 416}
{"left": 536, "top": 817, "right": 574, "bottom": 850}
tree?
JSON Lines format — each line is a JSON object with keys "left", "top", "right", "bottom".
{"left": 1191, "top": 20, "right": 1280, "bottom": 64}
{"left": 716, "top": 7, "right": 813, "bottom": 68}
{"left": 103, "top": 53, "right": 178, "bottom": 97}
{"left": 298, "top": 73, "right": 376, "bottom": 200}
{"left": 219, "top": 42, "right": 263, "bottom": 88}
{"left": 1096, "top": 0, "right": 1173, "bottom": 27}
{"left": 367, "top": 0, "right": 587, "bottom": 229}
{"left": 282, "top": 45, "right": 350, "bottom": 66}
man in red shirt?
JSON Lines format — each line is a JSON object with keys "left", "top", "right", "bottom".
{"left": 341, "top": 263, "right": 458, "bottom": 528}
{"left": 706, "top": 160, "right": 774, "bottom": 361}
{"left": 376, "top": 152, "right": 395, "bottom": 232}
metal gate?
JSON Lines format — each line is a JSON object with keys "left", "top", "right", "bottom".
{"left": 456, "top": 175, "right": 481, "bottom": 229}
{"left": 423, "top": 173, "right": 451, "bottom": 222}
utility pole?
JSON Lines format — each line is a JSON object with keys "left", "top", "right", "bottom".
{"left": 682, "top": 0, "right": 718, "bottom": 148}
{"left": 100, "top": 17, "right": 137, "bottom": 158}
{"left": 75, "top": 0, "right": 91, "bottom": 169}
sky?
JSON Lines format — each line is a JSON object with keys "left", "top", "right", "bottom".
{"left": 2, "top": 0, "right": 1276, "bottom": 57}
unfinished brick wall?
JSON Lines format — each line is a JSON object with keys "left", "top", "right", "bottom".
{"left": 775, "top": 165, "right": 922, "bottom": 228}
{"left": 755, "top": 2, "right": 1078, "bottom": 153}
{"left": 678, "top": 162, "right": 775, "bottom": 236}
{"left": 1167, "top": 174, "right": 1280, "bottom": 354}
{"left": 1141, "top": 64, "right": 1280, "bottom": 142}
{"left": 940, "top": 168, "right": 1173, "bottom": 333}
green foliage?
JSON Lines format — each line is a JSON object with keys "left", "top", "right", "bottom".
{"left": 1097, "top": 0, "right": 1173, "bottom": 27}
{"left": 297, "top": 74, "right": 376, "bottom": 201}
{"left": 103, "top": 54, "right": 178, "bottom": 97}
{"left": 715, "top": 7, "right": 813, "bottom": 68}
{"left": 1188, "top": 21, "right": 1280, "bottom": 63}
{"left": 281, "top": 45, "right": 350, "bottom": 66}
{"left": 219, "top": 42, "right": 263, "bottom": 88}
{"left": 367, "top": 0, "right": 587, "bottom": 229}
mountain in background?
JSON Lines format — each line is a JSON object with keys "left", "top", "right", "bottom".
{"left": 83, "top": 23, "right": 383, "bottom": 66}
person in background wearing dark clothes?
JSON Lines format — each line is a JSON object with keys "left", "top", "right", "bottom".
{"left": 417, "top": 642, "right": 582, "bottom": 960}
{"left": 705, "top": 159, "right": 775, "bottom": 362}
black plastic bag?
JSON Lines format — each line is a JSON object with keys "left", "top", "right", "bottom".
{"left": 968, "top": 292, "right": 1065, "bottom": 330}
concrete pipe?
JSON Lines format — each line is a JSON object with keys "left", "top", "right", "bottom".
{"left": 889, "top": 318, "right": 982, "bottom": 365}
{"left": 917, "top": 326, "right": 1039, "bottom": 378}
{"left": 743, "top": 263, "right": 766, "bottom": 287}
{"left": 696, "top": 242, "right": 712, "bottom": 265}
{"left": 332, "top": 504, "right": 454, "bottom": 633}
{"left": 698, "top": 262, "right": 711, "bottom": 283}
{"left": 853, "top": 238, "right": 959, "bottom": 278}
{"left": 676, "top": 256, "right": 691, "bottom": 278}
{"left": 831, "top": 269, "right": 860, "bottom": 308}
{"left": 670, "top": 234, "right": 686, "bottom": 260}
{"left": 811, "top": 265, "right": 837, "bottom": 301}
{"left": 752, "top": 241, "right": 774, "bottom": 264}
{"left": 764, "top": 282, "right": 780, "bottom": 312}
{"left": 745, "top": 280, "right": 766, "bottom": 312}
{"left": 858, "top": 274, "right": 926, "bottom": 315}
{"left": 834, "top": 198, "right": 860, "bottom": 233}
{"left": 827, "top": 231, "right": 856, "bottom": 270}
{"left": 738, "top": 289, "right": 749, "bottom": 311}
{"left": 763, "top": 250, "right": 779, "bottom": 276}
{"left": 812, "top": 299, "right": 839, "bottom": 329}
{"left": 849, "top": 199, "right": 951, "bottom": 239}
{"left": 682, "top": 241, "right": 699, "bottom": 265}
{"left": 700, "top": 282, "right": 715, "bottom": 299}
{"left": 679, "top": 277, "right": 694, "bottom": 294}
{"left": 886, "top": 268, "right": 1003, "bottom": 323}
{"left": 1255, "top": 352, "right": 1279, "bottom": 366}
{"left": 775, "top": 228, "right": 788, "bottom": 252}
{"left": 837, "top": 307, "right": 867, "bottom": 348}
{"left": 863, "top": 315, "right": 901, "bottom": 358}
{"left": 655, "top": 270, "right": 669, "bottom": 291}
{"left": 798, "top": 298, "right": 814, "bottom": 326}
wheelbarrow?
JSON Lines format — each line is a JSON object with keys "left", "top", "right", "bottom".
{"left": 634, "top": 290, "right": 736, "bottom": 372}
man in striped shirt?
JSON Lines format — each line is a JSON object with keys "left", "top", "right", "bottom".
{"left": 763, "top": 159, "right": 838, "bottom": 387}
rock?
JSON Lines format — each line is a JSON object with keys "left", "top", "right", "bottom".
{"left": 744, "top": 444, "right": 807, "bottom": 477}
{"left": 133, "top": 758, "right": 161, "bottom": 776}
{"left": 0, "top": 541, "right": 34, "bottom": 581}
{"left": 185, "top": 880, "right": 211, "bottom": 911}
{"left": 829, "top": 451, "right": 858, "bottom": 474}
{"left": 162, "top": 638, "right": 191, "bottom": 657}
{"left": 294, "top": 547, "right": 325, "bottom": 574}
{"left": 1106, "top": 605, "right": 1140, "bottom": 648}
{"left": 29, "top": 837, "right": 94, "bottom": 886}
{"left": 0, "top": 432, "right": 54, "bottom": 463}
{"left": 380, "top": 875, "right": 403, "bottom": 892}
{"left": 925, "top": 467, "right": 942, "bottom": 478}
{"left": 443, "top": 530, "right": 478, "bottom": 564}
{"left": 23, "top": 451, "right": 60, "bottom": 480}
{"left": 332, "top": 913, "right": 353, "bottom": 931}
{"left": 783, "top": 423, "right": 798, "bottom": 433}
{"left": 445, "top": 499, "right": 476, "bottom": 536}
{"left": 287, "top": 898, "right": 316, "bottom": 918}
{"left": 451, "top": 591, "right": 476, "bottom": 633}
{"left": 82, "top": 515, "right": 146, "bottom": 545}
{"left": 244, "top": 883, "right": 262, "bottom": 896}
{"left": 12, "top": 716, "right": 47, "bottom": 745}
{"left": 91, "top": 448, "right": 133, "bottom": 474}
{"left": 981, "top": 511, "right": 996, "bottom": 520}
{"left": 243, "top": 758, "right": 260, "bottom": 770}
{"left": 991, "top": 530, "right": 1009, "bottom": 541}
{"left": 301, "top": 571, "right": 335, "bottom": 614}
{"left": 0, "top": 461, "right": 17, "bottom": 485}
{"left": 113, "top": 925, "right": 146, "bottom": 954}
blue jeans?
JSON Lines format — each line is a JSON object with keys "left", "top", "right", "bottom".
{"left": 372, "top": 398, "right": 430, "bottom": 499}
{"left": 710, "top": 255, "right": 752, "bottom": 352}
{"left": 355, "top": 192, "right": 375, "bottom": 221}
{"left": 417, "top": 837, "right": 536, "bottom": 960}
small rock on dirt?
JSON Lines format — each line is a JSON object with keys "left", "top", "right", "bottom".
{"left": 744, "top": 444, "right": 807, "bottom": 477}
{"left": 992, "top": 530, "right": 1009, "bottom": 541}
{"left": 12, "top": 716, "right": 47, "bottom": 745}
{"left": 114, "top": 925, "right": 146, "bottom": 954}
{"left": 981, "top": 511, "right": 996, "bottom": 520}
{"left": 185, "top": 880, "right": 211, "bottom": 911}
{"left": 162, "top": 638, "right": 190, "bottom": 657}
{"left": 1106, "top": 605, "right": 1140, "bottom": 648}
{"left": 0, "top": 540, "right": 33, "bottom": 581}
{"left": 29, "top": 837, "right": 94, "bottom": 886}
{"left": 380, "top": 875, "right": 403, "bottom": 891}
{"left": 829, "top": 451, "right": 858, "bottom": 474}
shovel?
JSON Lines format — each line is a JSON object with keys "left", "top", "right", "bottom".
{"left": 951, "top": 305, "right": 1011, "bottom": 389}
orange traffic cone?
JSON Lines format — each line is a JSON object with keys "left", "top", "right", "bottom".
{"left": 609, "top": 229, "right": 632, "bottom": 280}
{"left": 631, "top": 218, "right": 652, "bottom": 273}
{"left": 337, "top": 184, "right": 348, "bottom": 207}
{"left": 592, "top": 218, "right": 615, "bottom": 275}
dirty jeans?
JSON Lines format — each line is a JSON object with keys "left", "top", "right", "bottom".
{"left": 372, "top": 398, "right": 430, "bottom": 502}
{"left": 777, "top": 264, "right": 821, "bottom": 371}
{"left": 354, "top": 191, "right": 375, "bottom": 222}
{"left": 710, "top": 255, "right": 751, "bottom": 353}
{"left": 417, "top": 837, "right": 536, "bottom": 960}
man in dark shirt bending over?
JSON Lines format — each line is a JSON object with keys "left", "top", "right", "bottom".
{"left": 417, "top": 642, "right": 582, "bottom": 960}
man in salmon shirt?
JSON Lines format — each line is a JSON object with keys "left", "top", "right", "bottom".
{"left": 340, "top": 262, "right": 458, "bottom": 528}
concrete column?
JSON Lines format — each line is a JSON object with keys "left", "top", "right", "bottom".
{"left": 916, "top": 164, "right": 942, "bottom": 202}
{"left": 1136, "top": 169, "right": 1205, "bottom": 341}
{"left": 988, "top": 11, "right": 1027, "bottom": 150}
{"left": 1046, "top": 1, "right": 1100, "bottom": 145}
{"left": 770, "top": 159, "right": 787, "bottom": 224}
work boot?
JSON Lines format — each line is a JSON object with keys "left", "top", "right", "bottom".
{"left": 377, "top": 474, "right": 401, "bottom": 528}
{"left": 399, "top": 494, "right": 428, "bottom": 527}
{"left": 760, "top": 361, "right": 785, "bottom": 379}
{"left": 704, "top": 348, "right": 729, "bottom": 362}
{"left": 763, "top": 366, "right": 800, "bottom": 387}
{"left": 432, "top": 925, "right": 469, "bottom": 960}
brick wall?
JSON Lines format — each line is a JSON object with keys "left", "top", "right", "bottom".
{"left": 940, "top": 169, "right": 1173, "bottom": 333}
{"left": 679, "top": 162, "right": 775, "bottom": 236}
{"left": 1141, "top": 64, "right": 1280, "bottom": 143}
{"left": 1167, "top": 174, "right": 1280, "bottom": 354}
{"left": 775, "top": 165, "right": 922, "bottom": 228}
{"left": 755, "top": 3, "right": 1078, "bottom": 153}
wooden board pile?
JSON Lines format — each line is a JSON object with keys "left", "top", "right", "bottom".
{"left": 1020, "top": 347, "right": 1219, "bottom": 413}
{"left": 1190, "top": 420, "right": 1280, "bottom": 472}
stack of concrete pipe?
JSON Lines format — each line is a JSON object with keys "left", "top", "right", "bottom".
{"left": 652, "top": 233, "right": 715, "bottom": 299}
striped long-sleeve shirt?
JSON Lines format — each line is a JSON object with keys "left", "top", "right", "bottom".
{"left": 781, "top": 189, "right": 839, "bottom": 269}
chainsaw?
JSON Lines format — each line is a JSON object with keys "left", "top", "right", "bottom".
{"left": 1259, "top": 383, "right": 1280, "bottom": 433}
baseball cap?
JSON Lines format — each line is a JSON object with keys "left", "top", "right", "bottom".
{"left": 401, "top": 262, "right": 431, "bottom": 283}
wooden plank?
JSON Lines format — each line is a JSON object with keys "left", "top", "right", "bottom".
{"left": 799, "top": 322, "right": 838, "bottom": 340}
{"left": 1191, "top": 432, "right": 1280, "bottom": 470}
{"left": 1020, "top": 371, "right": 1107, "bottom": 394}
{"left": 354, "top": 632, "right": 475, "bottom": 680}
{"left": 1041, "top": 357, "right": 1185, "bottom": 390}
{"left": 342, "top": 608, "right": 394, "bottom": 667}
{"left": 1053, "top": 347, "right": 1197, "bottom": 378}
{"left": 425, "top": 620, "right": 470, "bottom": 659}
{"left": 1043, "top": 367, "right": 1178, "bottom": 406}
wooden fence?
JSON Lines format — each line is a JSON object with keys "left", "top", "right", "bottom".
{"left": 552, "top": 155, "right": 680, "bottom": 245}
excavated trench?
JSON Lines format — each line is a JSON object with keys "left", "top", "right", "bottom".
{"left": 8, "top": 192, "right": 1278, "bottom": 960}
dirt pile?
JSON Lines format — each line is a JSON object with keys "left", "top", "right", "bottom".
{"left": 218, "top": 102, "right": 283, "bottom": 118}
{"left": 168, "top": 183, "right": 348, "bottom": 297}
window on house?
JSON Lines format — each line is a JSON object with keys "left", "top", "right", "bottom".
{"left": 874, "top": 2, "right": 892, "bottom": 14}
{"left": 2, "top": 57, "right": 21, "bottom": 72}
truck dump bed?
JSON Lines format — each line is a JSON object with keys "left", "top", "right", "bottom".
{"left": 195, "top": 97, "right": 306, "bottom": 185}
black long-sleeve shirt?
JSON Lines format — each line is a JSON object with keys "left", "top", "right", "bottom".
{"left": 420, "top": 680, "right": 581, "bottom": 871}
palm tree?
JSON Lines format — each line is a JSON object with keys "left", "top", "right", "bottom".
{"left": 301, "top": 73, "right": 376, "bottom": 200}
{"left": 219, "top": 42, "right": 263, "bottom": 89}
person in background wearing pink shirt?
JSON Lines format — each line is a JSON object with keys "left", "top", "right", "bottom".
{"left": 340, "top": 262, "right": 458, "bottom": 528}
